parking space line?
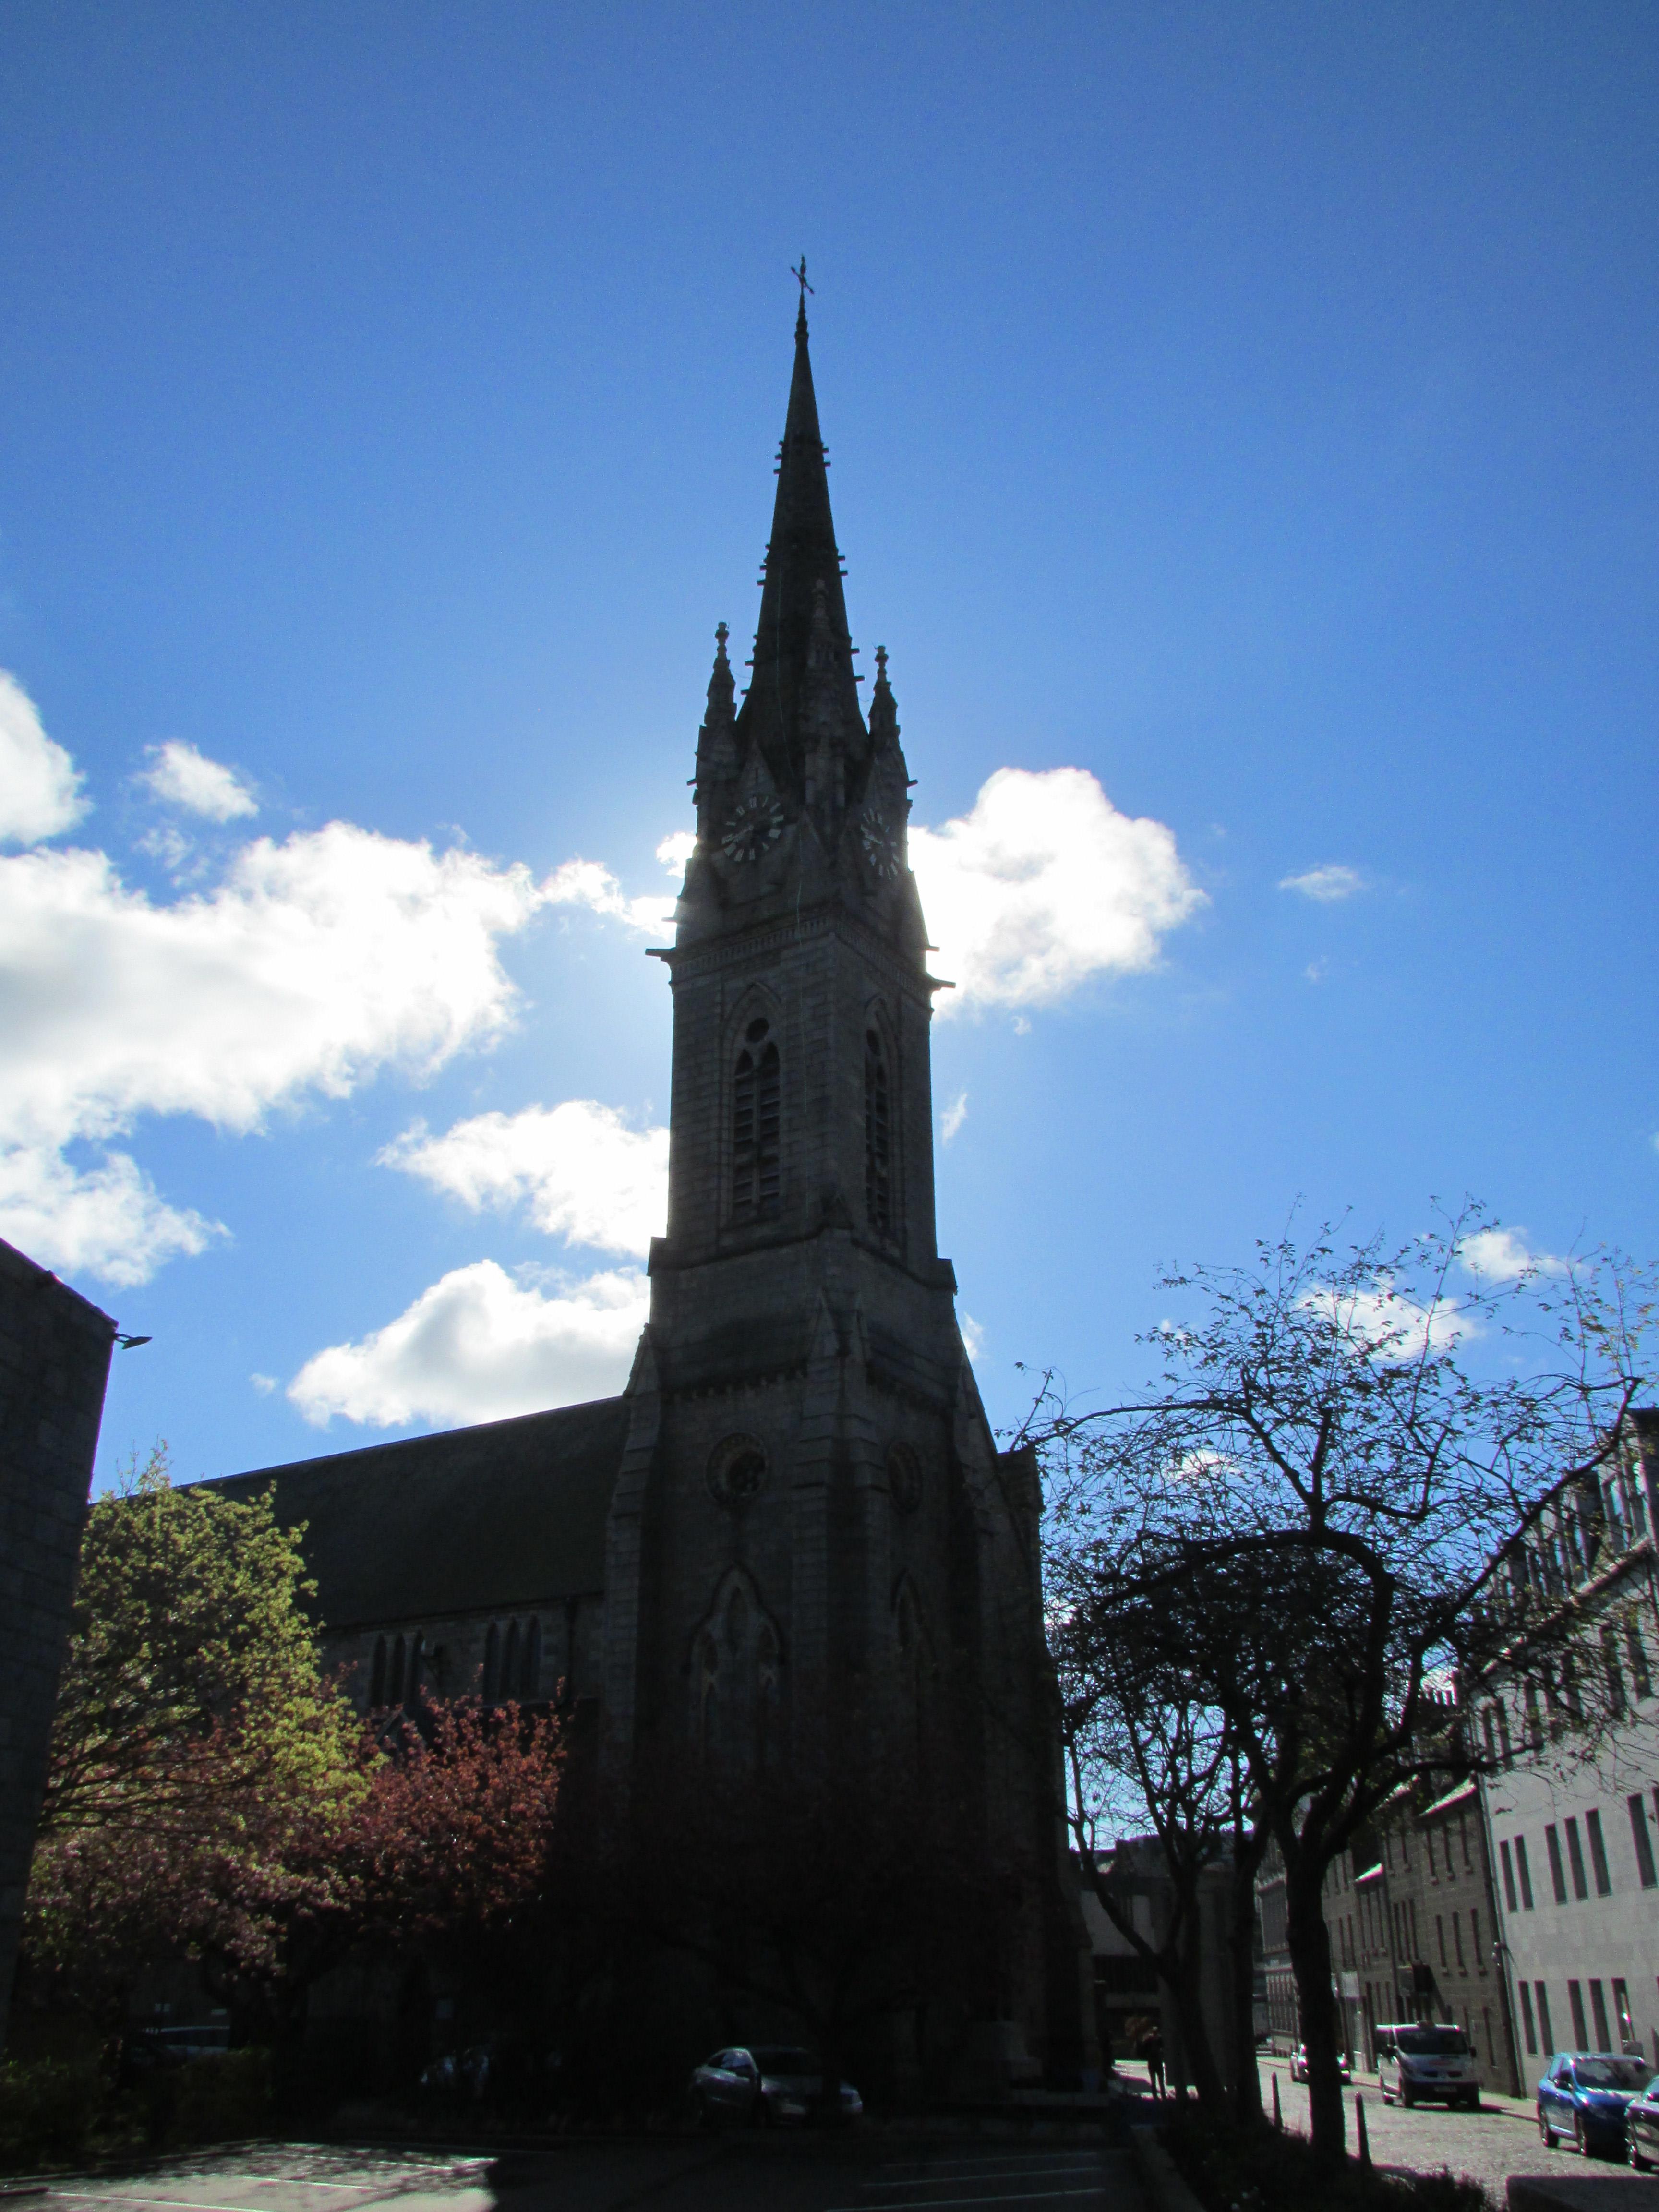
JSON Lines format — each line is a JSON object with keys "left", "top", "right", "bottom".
{"left": 825, "top": 2189, "right": 1104, "bottom": 2211}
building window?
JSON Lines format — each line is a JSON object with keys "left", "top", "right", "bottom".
{"left": 503, "top": 1618, "right": 520, "bottom": 1698}
{"left": 524, "top": 1614, "right": 541, "bottom": 1698}
{"left": 1520, "top": 1981, "right": 1538, "bottom": 2055}
{"left": 483, "top": 1621, "right": 500, "bottom": 1702}
{"left": 1501, "top": 1840, "right": 1518, "bottom": 1913}
{"left": 1537, "top": 1984, "right": 1554, "bottom": 2056}
{"left": 1427, "top": 1828, "right": 1438, "bottom": 1880}
{"left": 1628, "top": 1617, "right": 1653, "bottom": 1701}
{"left": 1460, "top": 1813, "right": 1472, "bottom": 1870}
{"left": 1565, "top": 1816, "right": 1589, "bottom": 1901}
{"left": 407, "top": 1632, "right": 424, "bottom": 1702}
{"left": 1591, "top": 1981, "right": 1611, "bottom": 2051}
{"left": 1615, "top": 1979, "right": 1636, "bottom": 2051}
{"left": 1498, "top": 1702, "right": 1514, "bottom": 1766}
{"left": 1546, "top": 1824, "right": 1569, "bottom": 1904}
{"left": 1629, "top": 1796, "right": 1658, "bottom": 1888}
{"left": 732, "top": 1024, "right": 781, "bottom": 1222}
{"left": 371, "top": 1635, "right": 388, "bottom": 1707}
{"left": 1454, "top": 1914, "right": 1466, "bottom": 1973}
{"left": 1471, "top": 1907, "right": 1483, "bottom": 1970}
{"left": 1515, "top": 1834, "right": 1535, "bottom": 1909}
{"left": 1586, "top": 1809, "right": 1612, "bottom": 1897}
{"left": 1603, "top": 1626, "right": 1628, "bottom": 1715}
{"left": 1437, "top": 1915, "right": 1447, "bottom": 1969}
{"left": 388, "top": 1633, "right": 406, "bottom": 1705}
{"left": 864, "top": 1028, "right": 891, "bottom": 1233}
{"left": 1569, "top": 1982, "right": 1588, "bottom": 2049}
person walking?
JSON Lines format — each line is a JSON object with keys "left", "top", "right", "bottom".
{"left": 1140, "top": 2025, "right": 1166, "bottom": 2100}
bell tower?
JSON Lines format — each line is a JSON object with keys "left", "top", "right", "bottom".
{"left": 596, "top": 296, "right": 1087, "bottom": 2080}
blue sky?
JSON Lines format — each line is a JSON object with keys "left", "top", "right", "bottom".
{"left": 1, "top": 3, "right": 1654, "bottom": 1486}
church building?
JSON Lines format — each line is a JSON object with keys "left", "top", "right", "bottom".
{"left": 211, "top": 297, "right": 1090, "bottom": 2088}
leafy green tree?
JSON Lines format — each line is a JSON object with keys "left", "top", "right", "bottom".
{"left": 23, "top": 1447, "right": 365, "bottom": 2026}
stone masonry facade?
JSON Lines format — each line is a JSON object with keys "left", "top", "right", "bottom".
{"left": 0, "top": 1235, "right": 116, "bottom": 2052}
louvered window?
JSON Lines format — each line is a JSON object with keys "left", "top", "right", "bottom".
{"left": 865, "top": 1028, "right": 891, "bottom": 1233}
{"left": 733, "top": 1022, "right": 780, "bottom": 1221}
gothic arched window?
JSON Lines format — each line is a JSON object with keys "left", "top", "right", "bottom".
{"left": 691, "top": 1569, "right": 784, "bottom": 1770}
{"left": 483, "top": 1622, "right": 500, "bottom": 1703}
{"left": 370, "top": 1635, "right": 388, "bottom": 1708}
{"left": 388, "top": 1634, "right": 407, "bottom": 1707}
{"left": 524, "top": 1615, "right": 541, "bottom": 1699}
{"left": 733, "top": 1018, "right": 781, "bottom": 1222}
{"left": 865, "top": 1027, "right": 891, "bottom": 1233}
{"left": 504, "top": 1619, "right": 521, "bottom": 1701}
{"left": 407, "top": 1632, "right": 424, "bottom": 1705}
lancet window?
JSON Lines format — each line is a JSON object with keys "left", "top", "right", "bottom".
{"left": 865, "top": 1027, "right": 891, "bottom": 1233}
{"left": 483, "top": 1615, "right": 542, "bottom": 1703}
{"left": 692, "top": 1570, "right": 783, "bottom": 1770}
{"left": 732, "top": 1018, "right": 781, "bottom": 1222}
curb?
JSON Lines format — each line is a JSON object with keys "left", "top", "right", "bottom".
{"left": 1130, "top": 2126, "right": 1207, "bottom": 2212}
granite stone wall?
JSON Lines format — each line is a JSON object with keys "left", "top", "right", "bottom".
{"left": 0, "top": 1236, "right": 116, "bottom": 2053}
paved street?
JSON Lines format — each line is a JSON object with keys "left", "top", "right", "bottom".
{"left": 15, "top": 2137, "right": 1146, "bottom": 2212}
{"left": 1257, "top": 2057, "right": 1652, "bottom": 2203}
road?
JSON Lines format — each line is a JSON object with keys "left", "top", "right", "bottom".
{"left": 1255, "top": 2057, "right": 1655, "bottom": 2203}
{"left": 18, "top": 2136, "right": 1147, "bottom": 2212}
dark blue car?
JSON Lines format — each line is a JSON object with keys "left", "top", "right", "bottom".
{"left": 1537, "top": 2052, "right": 1654, "bottom": 2155}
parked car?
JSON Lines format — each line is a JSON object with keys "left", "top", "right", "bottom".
{"left": 1288, "top": 2045, "right": 1351, "bottom": 2085}
{"left": 1537, "top": 2052, "right": 1654, "bottom": 2156}
{"left": 1376, "top": 2022, "right": 1479, "bottom": 2110}
{"left": 1624, "top": 2074, "right": 1659, "bottom": 2168}
{"left": 689, "top": 2046, "right": 863, "bottom": 2127}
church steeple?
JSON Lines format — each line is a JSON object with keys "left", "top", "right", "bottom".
{"left": 736, "top": 298, "right": 864, "bottom": 794}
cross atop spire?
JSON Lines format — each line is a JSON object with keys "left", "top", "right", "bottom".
{"left": 791, "top": 253, "right": 814, "bottom": 337}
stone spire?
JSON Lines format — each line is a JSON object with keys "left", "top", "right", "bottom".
{"left": 694, "top": 621, "right": 736, "bottom": 787}
{"left": 736, "top": 299, "right": 865, "bottom": 794}
{"left": 867, "top": 643, "right": 899, "bottom": 753}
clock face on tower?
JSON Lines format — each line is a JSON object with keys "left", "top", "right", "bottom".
{"left": 858, "top": 806, "right": 900, "bottom": 880}
{"left": 721, "top": 795, "right": 785, "bottom": 864}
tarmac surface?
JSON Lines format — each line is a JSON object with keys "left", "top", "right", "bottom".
{"left": 3, "top": 2136, "right": 1147, "bottom": 2212}
{"left": 1253, "top": 2055, "right": 1655, "bottom": 2204}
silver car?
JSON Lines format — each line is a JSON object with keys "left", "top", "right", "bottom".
{"left": 690, "top": 2045, "right": 863, "bottom": 2127}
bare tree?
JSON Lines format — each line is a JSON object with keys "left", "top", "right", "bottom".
{"left": 1033, "top": 1206, "right": 1653, "bottom": 2166}
{"left": 1056, "top": 1623, "right": 1246, "bottom": 2113}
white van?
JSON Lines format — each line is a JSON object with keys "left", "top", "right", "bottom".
{"left": 1376, "top": 2022, "right": 1479, "bottom": 2110}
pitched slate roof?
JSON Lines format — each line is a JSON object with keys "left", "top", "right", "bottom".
{"left": 200, "top": 1395, "right": 628, "bottom": 1631}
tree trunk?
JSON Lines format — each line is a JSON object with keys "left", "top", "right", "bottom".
{"left": 1165, "top": 1898, "right": 1227, "bottom": 2112}
{"left": 1284, "top": 1859, "right": 1346, "bottom": 2166}
{"left": 1226, "top": 1842, "right": 1263, "bottom": 2124}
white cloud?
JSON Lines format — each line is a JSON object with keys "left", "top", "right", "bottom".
{"left": 940, "top": 1091, "right": 968, "bottom": 1143}
{"left": 250, "top": 1373, "right": 277, "bottom": 1395}
{"left": 1304, "top": 958, "right": 1329, "bottom": 984}
{"left": 289, "top": 1260, "right": 647, "bottom": 1428}
{"left": 1458, "top": 1226, "right": 1565, "bottom": 1282}
{"left": 141, "top": 739, "right": 258, "bottom": 822}
{"left": 909, "top": 767, "right": 1203, "bottom": 1014}
{"left": 0, "top": 671, "right": 86, "bottom": 846}
{"left": 544, "top": 856, "right": 676, "bottom": 936}
{"left": 1300, "top": 1277, "right": 1469, "bottom": 1361}
{"left": 656, "top": 830, "right": 696, "bottom": 873}
{"left": 0, "top": 824, "right": 550, "bottom": 1284}
{"left": 959, "top": 1311, "right": 985, "bottom": 1361}
{"left": 0, "top": 1143, "right": 221, "bottom": 1288}
{"left": 1279, "top": 864, "right": 1364, "bottom": 902}
{"left": 381, "top": 1100, "right": 668, "bottom": 1257}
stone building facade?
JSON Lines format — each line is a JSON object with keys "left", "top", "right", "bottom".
{"left": 0, "top": 1236, "right": 117, "bottom": 2052}
{"left": 1476, "top": 1411, "right": 1659, "bottom": 2081}
{"left": 209, "top": 301, "right": 1090, "bottom": 2089}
